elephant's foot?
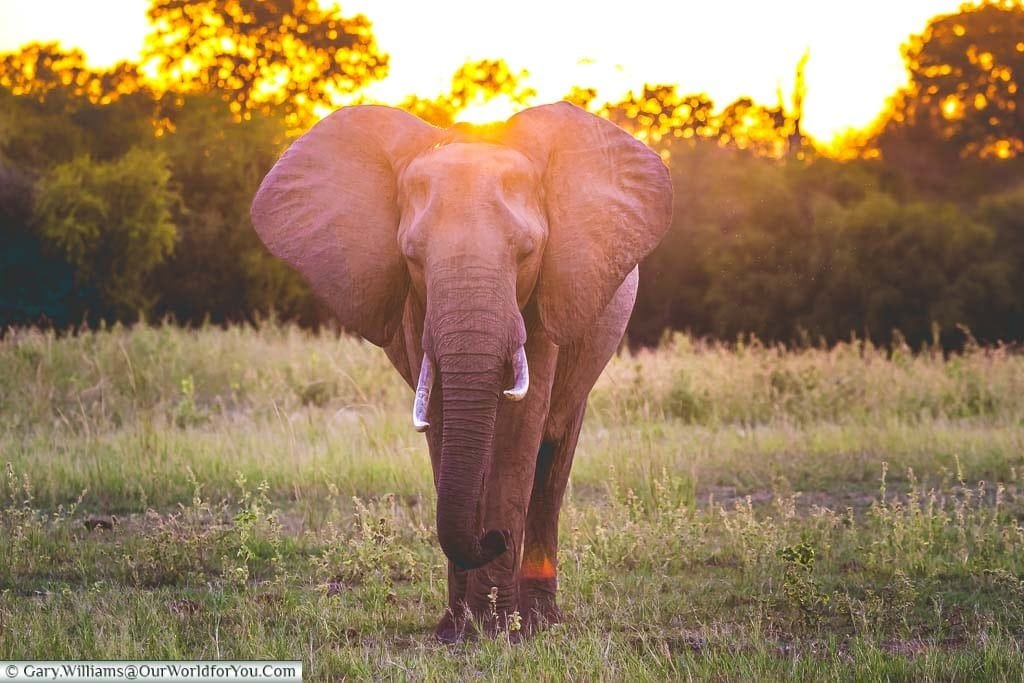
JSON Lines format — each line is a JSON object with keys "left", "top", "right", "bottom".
{"left": 433, "top": 606, "right": 475, "bottom": 644}
{"left": 435, "top": 607, "right": 531, "bottom": 643}
{"left": 465, "top": 566, "right": 523, "bottom": 631}
{"left": 519, "top": 577, "right": 562, "bottom": 633}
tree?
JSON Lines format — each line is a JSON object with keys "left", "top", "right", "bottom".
{"left": 817, "top": 193, "right": 1012, "bottom": 345}
{"left": 715, "top": 97, "right": 790, "bottom": 157}
{"left": 875, "top": 0, "right": 1024, "bottom": 192}
{"left": 34, "top": 149, "right": 179, "bottom": 319}
{"left": 0, "top": 44, "right": 157, "bottom": 172}
{"left": 398, "top": 59, "right": 535, "bottom": 127}
{"left": 446, "top": 59, "right": 534, "bottom": 112}
{"left": 0, "top": 44, "right": 164, "bottom": 326}
{"left": 0, "top": 162, "right": 79, "bottom": 328}
{"left": 602, "top": 85, "right": 715, "bottom": 149}
{"left": 141, "top": 0, "right": 389, "bottom": 129}
{"left": 628, "top": 139, "right": 744, "bottom": 344}
{"left": 909, "top": 1, "right": 1023, "bottom": 157}
{"left": 0, "top": 42, "right": 140, "bottom": 108}
{"left": 684, "top": 153, "right": 831, "bottom": 342}
{"left": 151, "top": 95, "right": 319, "bottom": 324}
{"left": 976, "top": 185, "right": 1024, "bottom": 339}
{"left": 601, "top": 85, "right": 794, "bottom": 157}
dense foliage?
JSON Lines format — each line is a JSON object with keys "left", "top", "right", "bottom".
{"left": 1, "top": 0, "right": 1022, "bottom": 348}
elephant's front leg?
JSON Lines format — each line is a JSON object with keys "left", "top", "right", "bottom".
{"left": 519, "top": 404, "right": 585, "bottom": 632}
{"left": 463, "top": 403, "right": 546, "bottom": 636}
{"left": 424, "top": 374, "right": 544, "bottom": 642}
{"left": 463, "top": 341, "right": 555, "bottom": 636}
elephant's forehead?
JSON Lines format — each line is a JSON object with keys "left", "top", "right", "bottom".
{"left": 405, "top": 143, "right": 536, "bottom": 183}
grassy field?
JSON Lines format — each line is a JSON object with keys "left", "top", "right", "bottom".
{"left": 2, "top": 323, "right": 1023, "bottom": 680}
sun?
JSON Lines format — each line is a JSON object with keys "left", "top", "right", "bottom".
{"left": 453, "top": 94, "right": 523, "bottom": 125}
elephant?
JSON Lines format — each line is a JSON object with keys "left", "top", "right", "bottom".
{"left": 250, "top": 102, "right": 672, "bottom": 641}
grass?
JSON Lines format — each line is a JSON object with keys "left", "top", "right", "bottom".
{"left": 1, "top": 322, "right": 1023, "bottom": 680}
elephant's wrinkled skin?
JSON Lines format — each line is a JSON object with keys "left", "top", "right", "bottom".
{"left": 251, "top": 103, "right": 672, "bottom": 640}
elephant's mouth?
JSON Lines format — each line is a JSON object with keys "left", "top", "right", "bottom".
{"left": 411, "top": 345, "right": 528, "bottom": 432}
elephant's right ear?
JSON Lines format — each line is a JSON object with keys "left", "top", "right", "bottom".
{"left": 251, "top": 106, "right": 440, "bottom": 346}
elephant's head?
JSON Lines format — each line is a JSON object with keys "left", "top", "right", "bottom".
{"left": 251, "top": 103, "right": 671, "bottom": 569}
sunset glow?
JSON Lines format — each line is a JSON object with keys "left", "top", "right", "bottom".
{"left": 453, "top": 94, "right": 522, "bottom": 125}
{"left": 0, "top": 0, "right": 976, "bottom": 143}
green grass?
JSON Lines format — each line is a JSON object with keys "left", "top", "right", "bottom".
{"left": 2, "top": 323, "right": 1024, "bottom": 680}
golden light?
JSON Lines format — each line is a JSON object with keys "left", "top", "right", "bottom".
{"left": 941, "top": 94, "right": 964, "bottom": 120}
{"left": 254, "top": 64, "right": 290, "bottom": 98}
{"left": 0, "top": 0, "right": 987, "bottom": 142}
{"left": 180, "top": 54, "right": 199, "bottom": 75}
{"left": 453, "top": 94, "right": 522, "bottom": 124}
{"left": 138, "top": 56, "right": 161, "bottom": 81}
{"left": 312, "top": 102, "right": 334, "bottom": 120}
{"left": 982, "top": 138, "right": 1018, "bottom": 159}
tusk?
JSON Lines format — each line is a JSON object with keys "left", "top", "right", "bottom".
{"left": 412, "top": 354, "right": 434, "bottom": 432}
{"left": 503, "top": 345, "right": 529, "bottom": 401}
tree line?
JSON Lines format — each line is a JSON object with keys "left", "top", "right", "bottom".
{"left": 1, "top": 0, "right": 1022, "bottom": 349}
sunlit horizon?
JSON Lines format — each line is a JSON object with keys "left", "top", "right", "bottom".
{"left": 453, "top": 94, "right": 522, "bottom": 125}
{"left": 0, "top": 0, "right": 969, "bottom": 143}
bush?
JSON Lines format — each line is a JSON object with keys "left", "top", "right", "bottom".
{"left": 34, "top": 148, "right": 179, "bottom": 320}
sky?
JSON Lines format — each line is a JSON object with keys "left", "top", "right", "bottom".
{"left": 0, "top": 0, "right": 969, "bottom": 143}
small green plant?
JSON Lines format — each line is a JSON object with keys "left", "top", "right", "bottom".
{"left": 314, "top": 492, "right": 419, "bottom": 592}
{"left": 0, "top": 463, "right": 44, "bottom": 583}
{"left": 222, "top": 473, "right": 283, "bottom": 587}
{"left": 120, "top": 470, "right": 222, "bottom": 587}
{"left": 777, "top": 542, "right": 831, "bottom": 626}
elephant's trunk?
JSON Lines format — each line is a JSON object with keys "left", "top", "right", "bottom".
{"left": 435, "top": 348, "right": 509, "bottom": 569}
{"left": 426, "top": 272, "right": 524, "bottom": 570}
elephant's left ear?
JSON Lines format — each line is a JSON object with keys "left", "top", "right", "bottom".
{"left": 250, "top": 106, "right": 440, "bottom": 346}
{"left": 505, "top": 102, "right": 673, "bottom": 346}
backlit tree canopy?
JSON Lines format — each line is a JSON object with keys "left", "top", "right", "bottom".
{"left": 2, "top": 0, "right": 1024, "bottom": 344}
{"left": 601, "top": 85, "right": 798, "bottom": 158}
{"left": 602, "top": 85, "right": 716, "bottom": 147}
{"left": 881, "top": 0, "right": 1024, "bottom": 160}
{"left": 447, "top": 59, "right": 535, "bottom": 111}
{"left": 141, "top": 0, "right": 388, "bottom": 126}
{"left": 399, "top": 59, "right": 535, "bottom": 127}
{"left": 0, "top": 42, "right": 139, "bottom": 107}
